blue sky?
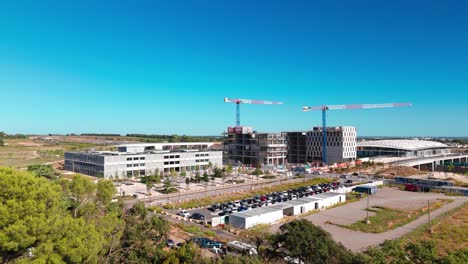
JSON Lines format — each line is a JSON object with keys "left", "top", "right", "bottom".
{"left": 0, "top": 0, "right": 467, "bottom": 136}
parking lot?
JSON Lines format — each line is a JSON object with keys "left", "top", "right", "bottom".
{"left": 174, "top": 181, "right": 345, "bottom": 222}
{"left": 270, "top": 187, "right": 468, "bottom": 252}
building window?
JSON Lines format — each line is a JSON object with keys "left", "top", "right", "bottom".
{"left": 164, "top": 162, "right": 169, "bottom": 165}
{"left": 140, "top": 163, "right": 145, "bottom": 166}
{"left": 127, "top": 158, "right": 132, "bottom": 161}
{"left": 133, "top": 157, "right": 139, "bottom": 160}
{"left": 126, "top": 164, "right": 132, "bottom": 167}
{"left": 140, "top": 157, "right": 145, "bottom": 160}
{"left": 133, "top": 164, "right": 139, "bottom": 167}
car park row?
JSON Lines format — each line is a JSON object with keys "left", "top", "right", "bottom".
{"left": 209, "top": 181, "right": 343, "bottom": 216}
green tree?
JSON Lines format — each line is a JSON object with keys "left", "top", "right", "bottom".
{"left": 195, "top": 171, "right": 201, "bottom": 183}
{"left": 226, "top": 164, "right": 233, "bottom": 174}
{"left": 270, "top": 220, "right": 355, "bottom": 264}
{"left": 0, "top": 168, "right": 124, "bottom": 263}
{"left": 96, "top": 179, "right": 116, "bottom": 207}
{"left": 146, "top": 180, "right": 153, "bottom": 194}
{"left": 27, "top": 164, "right": 58, "bottom": 179}
{"left": 163, "top": 242, "right": 202, "bottom": 264}
{"left": 108, "top": 202, "right": 169, "bottom": 263}
{"left": 0, "top": 168, "right": 65, "bottom": 261}
{"left": 202, "top": 171, "right": 209, "bottom": 182}
{"left": 447, "top": 163, "right": 455, "bottom": 172}
{"left": 61, "top": 175, "right": 97, "bottom": 217}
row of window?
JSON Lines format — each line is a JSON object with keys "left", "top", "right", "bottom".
{"left": 126, "top": 163, "right": 145, "bottom": 167}
{"left": 164, "top": 155, "right": 181, "bottom": 159}
{"left": 126, "top": 157, "right": 145, "bottom": 161}
{"left": 164, "top": 161, "right": 180, "bottom": 165}
{"left": 196, "top": 159, "right": 209, "bottom": 163}
{"left": 195, "top": 153, "right": 209, "bottom": 157}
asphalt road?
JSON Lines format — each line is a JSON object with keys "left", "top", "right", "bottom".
{"left": 270, "top": 187, "right": 467, "bottom": 252}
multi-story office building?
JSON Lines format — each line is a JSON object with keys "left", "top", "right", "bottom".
{"left": 286, "top": 126, "right": 357, "bottom": 164}
{"left": 307, "top": 126, "right": 357, "bottom": 164}
{"left": 224, "top": 126, "right": 287, "bottom": 166}
{"left": 64, "top": 142, "right": 223, "bottom": 179}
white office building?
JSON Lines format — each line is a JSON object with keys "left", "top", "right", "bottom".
{"left": 64, "top": 142, "right": 222, "bottom": 179}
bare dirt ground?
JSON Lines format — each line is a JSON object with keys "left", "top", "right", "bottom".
{"left": 47, "top": 135, "right": 137, "bottom": 145}
{"left": 375, "top": 166, "right": 426, "bottom": 177}
{"left": 409, "top": 171, "right": 468, "bottom": 184}
{"left": 270, "top": 187, "right": 467, "bottom": 252}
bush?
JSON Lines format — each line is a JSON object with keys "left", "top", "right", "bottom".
{"left": 27, "top": 164, "right": 59, "bottom": 179}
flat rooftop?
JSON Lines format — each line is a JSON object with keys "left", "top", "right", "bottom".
{"left": 66, "top": 148, "right": 221, "bottom": 156}
{"left": 117, "top": 142, "right": 215, "bottom": 148}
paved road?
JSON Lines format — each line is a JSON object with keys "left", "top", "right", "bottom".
{"left": 270, "top": 188, "right": 467, "bottom": 252}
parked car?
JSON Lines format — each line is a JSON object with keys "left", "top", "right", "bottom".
{"left": 191, "top": 213, "right": 205, "bottom": 220}
{"left": 166, "top": 239, "right": 175, "bottom": 248}
{"left": 345, "top": 179, "right": 353, "bottom": 184}
{"left": 177, "top": 210, "right": 191, "bottom": 218}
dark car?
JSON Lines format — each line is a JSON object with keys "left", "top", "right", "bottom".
{"left": 345, "top": 179, "right": 353, "bottom": 184}
{"left": 166, "top": 239, "right": 175, "bottom": 248}
{"left": 176, "top": 242, "right": 185, "bottom": 248}
{"left": 191, "top": 213, "right": 205, "bottom": 220}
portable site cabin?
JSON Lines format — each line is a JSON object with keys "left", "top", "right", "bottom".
{"left": 354, "top": 185, "right": 378, "bottom": 195}
{"left": 278, "top": 197, "right": 323, "bottom": 216}
{"left": 313, "top": 192, "right": 346, "bottom": 208}
{"left": 228, "top": 207, "right": 283, "bottom": 229}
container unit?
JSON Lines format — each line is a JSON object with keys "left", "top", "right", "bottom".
{"left": 228, "top": 207, "right": 283, "bottom": 229}
{"left": 313, "top": 192, "right": 346, "bottom": 208}
{"left": 354, "top": 185, "right": 378, "bottom": 195}
{"left": 280, "top": 197, "right": 323, "bottom": 216}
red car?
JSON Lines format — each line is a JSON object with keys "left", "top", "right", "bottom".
{"left": 405, "top": 184, "right": 420, "bottom": 192}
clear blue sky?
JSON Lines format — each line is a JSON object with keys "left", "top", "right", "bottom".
{"left": 0, "top": 0, "right": 467, "bottom": 137}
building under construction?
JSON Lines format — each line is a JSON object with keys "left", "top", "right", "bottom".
{"left": 286, "top": 131, "right": 308, "bottom": 164}
{"left": 224, "top": 126, "right": 287, "bottom": 166}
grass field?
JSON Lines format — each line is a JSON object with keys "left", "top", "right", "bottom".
{"left": 398, "top": 202, "right": 468, "bottom": 256}
{"left": 336, "top": 199, "right": 452, "bottom": 233}
{"left": 0, "top": 138, "right": 102, "bottom": 168}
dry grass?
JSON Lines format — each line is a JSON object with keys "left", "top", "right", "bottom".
{"left": 333, "top": 199, "right": 452, "bottom": 233}
{"left": 0, "top": 138, "right": 103, "bottom": 168}
{"left": 400, "top": 202, "right": 468, "bottom": 256}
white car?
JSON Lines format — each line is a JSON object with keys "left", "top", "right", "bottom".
{"left": 177, "top": 210, "right": 191, "bottom": 218}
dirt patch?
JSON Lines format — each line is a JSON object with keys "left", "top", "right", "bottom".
{"left": 408, "top": 172, "right": 468, "bottom": 185}
{"left": 376, "top": 166, "right": 426, "bottom": 177}
{"left": 16, "top": 141, "right": 43, "bottom": 147}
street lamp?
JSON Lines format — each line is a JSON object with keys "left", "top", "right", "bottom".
{"left": 203, "top": 182, "right": 208, "bottom": 227}
{"left": 366, "top": 188, "right": 371, "bottom": 224}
